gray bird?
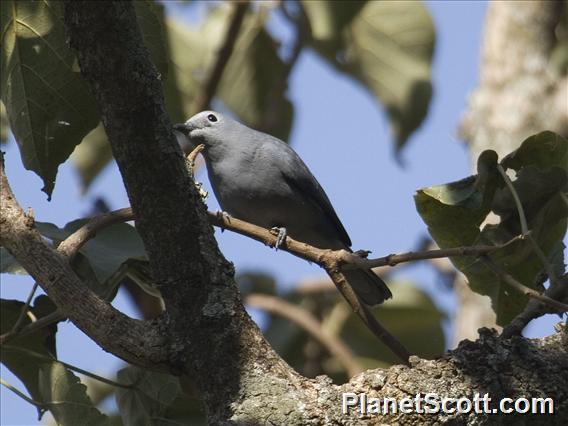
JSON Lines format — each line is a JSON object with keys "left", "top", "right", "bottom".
{"left": 174, "top": 111, "right": 392, "bottom": 305}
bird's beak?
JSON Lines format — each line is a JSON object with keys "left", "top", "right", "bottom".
{"left": 173, "top": 123, "right": 189, "bottom": 135}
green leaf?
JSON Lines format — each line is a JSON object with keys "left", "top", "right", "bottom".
{"left": 263, "top": 281, "right": 445, "bottom": 380}
{"left": 1, "top": 220, "right": 148, "bottom": 300}
{"left": 501, "top": 131, "right": 568, "bottom": 171}
{"left": 0, "top": 297, "right": 57, "bottom": 416}
{"left": 302, "top": 0, "right": 435, "bottom": 152}
{"left": 0, "top": 101, "right": 9, "bottom": 143}
{"left": 415, "top": 150, "right": 499, "bottom": 248}
{"left": 415, "top": 133, "right": 568, "bottom": 324}
{"left": 41, "top": 220, "right": 147, "bottom": 294}
{"left": 0, "top": 0, "right": 100, "bottom": 198}
{"left": 71, "top": 123, "right": 114, "bottom": 193}
{"left": 115, "top": 366, "right": 181, "bottom": 426}
{"left": 166, "top": 4, "right": 294, "bottom": 141}
{"left": 38, "top": 361, "right": 109, "bottom": 426}
{"left": 134, "top": 0, "right": 169, "bottom": 78}
{"left": 0, "top": 0, "right": 169, "bottom": 197}
{"left": 1, "top": 247, "right": 27, "bottom": 274}
{"left": 237, "top": 271, "right": 277, "bottom": 296}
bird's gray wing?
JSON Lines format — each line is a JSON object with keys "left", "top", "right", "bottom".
{"left": 277, "top": 145, "right": 352, "bottom": 248}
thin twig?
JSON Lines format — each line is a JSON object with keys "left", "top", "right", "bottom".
{"left": 246, "top": 293, "right": 364, "bottom": 376}
{"left": 2, "top": 346, "right": 133, "bottom": 389}
{"left": 501, "top": 273, "right": 568, "bottom": 338}
{"left": 0, "top": 378, "right": 45, "bottom": 409}
{"left": 192, "top": 1, "right": 249, "bottom": 113}
{"left": 481, "top": 257, "right": 568, "bottom": 312}
{"left": 0, "top": 311, "right": 66, "bottom": 345}
{"left": 348, "top": 236, "right": 523, "bottom": 270}
{"left": 497, "top": 164, "right": 558, "bottom": 285}
{"left": 497, "top": 164, "right": 528, "bottom": 234}
{"left": 57, "top": 207, "right": 134, "bottom": 258}
{"left": 10, "top": 281, "right": 39, "bottom": 334}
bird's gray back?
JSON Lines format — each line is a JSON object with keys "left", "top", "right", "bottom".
{"left": 203, "top": 125, "right": 352, "bottom": 249}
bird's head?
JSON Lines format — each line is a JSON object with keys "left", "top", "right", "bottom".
{"left": 173, "top": 111, "right": 226, "bottom": 145}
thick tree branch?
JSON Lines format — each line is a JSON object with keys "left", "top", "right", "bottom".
{"left": 0, "top": 155, "right": 168, "bottom": 369}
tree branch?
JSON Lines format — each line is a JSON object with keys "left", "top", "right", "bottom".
{"left": 62, "top": 3, "right": 301, "bottom": 422}
{"left": 0, "top": 154, "right": 168, "bottom": 369}
{"left": 481, "top": 257, "right": 568, "bottom": 312}
{"left": 245, "top": 293, "right": 363, "bottom": 377}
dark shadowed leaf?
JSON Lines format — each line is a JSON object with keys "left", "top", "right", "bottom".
{"left": 501, "top": 131, "right": 568, "bottom": 171}
{"left": 415, "top": 133, "right": 568, "bottom": 324}
{"left": 302, "top": 0, "right": 435, "bottom": 153}
{"left": 237, "top": 271, "right": 277, "bottom": 296}
{"left": 0, "top": 297, "right": 57, "bottom": 416}
{"left": 115, "top": 366, "right": 181, "bottom": 426}
{"left": 41, "top": 220, "right": 147, "bottom": 292}
{"left": 71, "top": 123, "right": 114, "bottom": 192}
{"left": 38, "top": 361, "right": 109, "bottom": 426}
{"left": 0, "top": 0, "right": 100, "bottom": 197}
{"left": 0, "top": 1, "right": 169, "bottom": 196}
{"left": 0, "top": 101, "right": 9, "bottom": 143}
{"left": 134, "top": 0, "right": 169, "bottom": 78}
{"left": 166, "top": 4, "right": 294, "bottom": 141}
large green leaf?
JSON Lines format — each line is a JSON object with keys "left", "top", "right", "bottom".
{"left": 302, "top": 0, "right": 435, "bottom": 153}
{"left": 0, "top": 297, "right": 57, "bottom": 416}
{"left": 1, "top": 299, "right": 108, "bottom": 424}
{"left": 115, "top": 366, "right": 181, "bottom": 426}
{"left": 0, "top": 0, "right": 100, "bottom": 198}
{"left": 0, "top": 1, "right": 169, "bottom": 197}
{"left": 166, "top": 4, "right": 294, "bottom": 141}
{"left": 415, "top": 132, "right": 568, "bottom": 324}
{"left": 38, "top": 361, "right": 109, "bottom": 426}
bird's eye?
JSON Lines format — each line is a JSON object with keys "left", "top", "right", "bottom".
{"left": 207, "top": 114, "right": 218, "bottom": 123}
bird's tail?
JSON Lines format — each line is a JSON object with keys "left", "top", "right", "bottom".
{"left": 342, "top": 269, "right": 392, "bottom": 306}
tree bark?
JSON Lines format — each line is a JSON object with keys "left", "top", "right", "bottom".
{"left": 2, "top": 1, "right": 566, "bottom": 424}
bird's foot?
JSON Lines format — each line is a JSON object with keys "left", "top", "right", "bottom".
{"left": 216, "top": 211, "right": 231, "bottom": 232}
{"left": 194, "top": 181, "right": 208, "bottom": 201}
{"left": 270, "top": 227, "right": 287, "bottom": 250}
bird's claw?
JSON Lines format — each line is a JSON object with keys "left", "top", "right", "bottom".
{"left": 195, "top": 181, "right": 208, "bottom": 201}
{"left": 270, "top": 227, "right": 287, "bottom": 250}
{"left": 216, "top": 211, "right": 231, "bottom": 232}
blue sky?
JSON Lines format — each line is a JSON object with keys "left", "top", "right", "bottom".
{"left": 1, "top": 1, "right": 563, "bottom": 424}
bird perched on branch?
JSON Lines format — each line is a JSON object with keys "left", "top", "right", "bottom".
{"left": 174, "top": 111, "right": 391, "bottom": 305}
